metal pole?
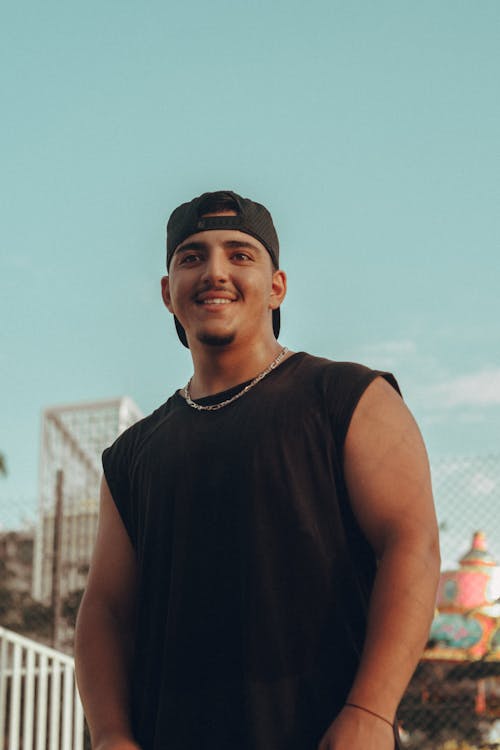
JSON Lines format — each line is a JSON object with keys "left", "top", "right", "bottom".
{"left": 51, "top": 469, "right": 64, "bottom": 649}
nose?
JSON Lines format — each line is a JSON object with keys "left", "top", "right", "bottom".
{"left": 200, "top": 249, "right": 229, "bottom": 285}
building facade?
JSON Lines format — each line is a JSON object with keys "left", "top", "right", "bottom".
{"left": 32, "top": 397, "right": 142, "bottom": 607}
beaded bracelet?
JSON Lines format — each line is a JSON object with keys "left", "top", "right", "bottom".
{"left": 344, "top": 702, "right": 393, "bottom": 729}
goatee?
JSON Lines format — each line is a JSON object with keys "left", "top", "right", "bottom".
{"left": 197, "top": 332, "right": 236, "bottom": 347}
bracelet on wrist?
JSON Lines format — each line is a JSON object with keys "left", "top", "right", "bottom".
{"left": 344, "top": 702, "right": 393, "bottom": 729}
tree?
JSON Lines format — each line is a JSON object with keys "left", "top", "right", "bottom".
{"left": 62, "top": 588, "right": 85, "bottom": 629}
{"left": 20, "top": 597, "right": 54, "bottom": 637}
{"left": 0, "top": 558, "right": 14, "bottom": 619}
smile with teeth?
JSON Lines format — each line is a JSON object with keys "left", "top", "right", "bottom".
{"left": 199, "top": 298, "right": 234, "bottom": 304}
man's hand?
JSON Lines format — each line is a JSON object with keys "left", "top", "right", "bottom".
{"left": 318, "top": 705, "right": 395, "bottom": 750}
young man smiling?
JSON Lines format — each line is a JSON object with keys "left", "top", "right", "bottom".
{"left": 75, "top": 190, "right": 440, "bottom": 750}
{"left": 162, "top": 225, "right": 286, "bottom": 354}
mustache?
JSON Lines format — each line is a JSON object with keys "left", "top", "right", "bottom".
{"left": 193, "top": 283, "right": 238, "bottom": 298}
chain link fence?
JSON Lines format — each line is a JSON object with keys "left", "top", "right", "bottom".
{"left": 400, "top": 453, "right": 500, "bottom": 749}
{"left": 1, "top": 449, "right": 499, "bottom": 748}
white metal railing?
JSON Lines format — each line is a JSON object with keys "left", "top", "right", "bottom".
{"left": 0, "top": 627, "right": 85, "bottom": 750}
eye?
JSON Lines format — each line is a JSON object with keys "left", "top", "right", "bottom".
{"left": 179, "top": 253, "right": 201, "bottom": 265}
{"left": 232, "top": 252, "right": 252, "bottom": 261}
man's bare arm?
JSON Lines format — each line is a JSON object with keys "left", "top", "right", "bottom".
{"left": 319, "top": 377, "right": 440, "bottom": 749}
{"left": 75, "top": 476, "right": 141, "bottom": 750}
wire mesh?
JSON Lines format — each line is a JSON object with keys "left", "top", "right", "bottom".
{"left": 400, "top": 453, "right": 500, "bottom": 749}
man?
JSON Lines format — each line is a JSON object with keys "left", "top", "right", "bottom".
{"left": 75, "top": 190, "right": 440, "bottom": 750}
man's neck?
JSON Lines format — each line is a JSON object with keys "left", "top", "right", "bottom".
{"left": 187, "top": 338, "right": 288, "bottom": 399}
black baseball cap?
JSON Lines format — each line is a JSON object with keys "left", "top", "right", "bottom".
{"left": 166, "top": 190, "right": 281, "bottom": 348}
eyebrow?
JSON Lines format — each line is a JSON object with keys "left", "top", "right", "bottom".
{"left": 174, "top": 238, "right": 262, "bottom": 255}
{"left": 174, "top": 241, "right": 208, "bottom": 255}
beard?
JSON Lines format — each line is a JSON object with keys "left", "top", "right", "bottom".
{"left": 197, "top": 331, "right": 236, "bottom": 347}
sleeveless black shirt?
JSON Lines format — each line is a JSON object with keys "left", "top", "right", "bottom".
{"left": 102, "top": 352, "right": 401, "bottom": 750}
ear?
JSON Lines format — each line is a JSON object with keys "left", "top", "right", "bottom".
{"left": 269, "top": 269, "right": 287, "bottom": 310}
{"left": 161, "top": 275, "right": 174, "bottom": 313}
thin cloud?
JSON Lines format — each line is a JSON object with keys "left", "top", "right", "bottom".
{"left": 362, "top": 339, "right": 417, "bottom": 357}
{"left": 429, "top": 368, "right": 500, "bottom": 408}
{"left": 356, "top": 338, "right": 418, "bottom": 369}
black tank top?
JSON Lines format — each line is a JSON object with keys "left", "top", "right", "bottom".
{"left": 102, "top": 352, "right": 401, "bottom": 750}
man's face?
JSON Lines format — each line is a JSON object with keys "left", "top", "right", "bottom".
{"left": 161, "top": 223, "right": 286, "bottom": 348}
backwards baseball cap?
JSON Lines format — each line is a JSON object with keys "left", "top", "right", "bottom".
{"left": 166, "top": 190, "right": 281, "bottom": 348}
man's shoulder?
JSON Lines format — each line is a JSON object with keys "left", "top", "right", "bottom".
{"left": 293, "top": 351, "right": 382, "bottom": 381}
{"left": 290, "top": 352, "right": 401, "bottom": 403}
{"left": 104, "top": 395, "right": 177, "bottom": 460}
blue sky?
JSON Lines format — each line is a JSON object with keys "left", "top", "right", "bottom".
{"left": 1, "top": 1, "right": 499, "bottom": 541}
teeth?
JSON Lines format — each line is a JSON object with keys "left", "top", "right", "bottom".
{"left": 202, "top": 298, "right": 232, "bottom": 304}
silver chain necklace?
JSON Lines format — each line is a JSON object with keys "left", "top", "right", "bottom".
{"left": 183, "top": 347, "right": 289, "bottom": 412}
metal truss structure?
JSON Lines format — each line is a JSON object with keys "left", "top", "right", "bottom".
{"left": 32, "top": 397, "right": 142, "bottom": 612}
